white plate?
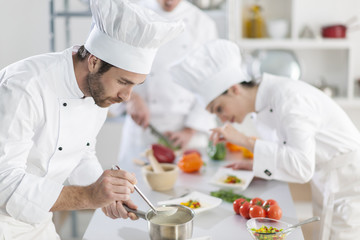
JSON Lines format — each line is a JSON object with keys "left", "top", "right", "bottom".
{"left": 209, "top": 168, "right": 254, "bottom": 191}
{"left": 157, "top": 191, "right": 222, "bottom": 214}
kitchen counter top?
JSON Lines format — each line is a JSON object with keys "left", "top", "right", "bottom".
{"left": 83, "top": 150, "right": 304, "bottom": 240}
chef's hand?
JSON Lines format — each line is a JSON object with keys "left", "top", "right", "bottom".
{"left": 225, "top": 160, "right": 253, "bottom": 171}
{"left": 88, "top": 169, "right": 137, "bottom": 209}
{"left": 102, "top": 200, "right": 139, "bottom": 220}
{"left": 126, "top": 92, "right": 150, "bottom": 128}
{"left": 210, "top": 123, "right": 255, "bottom": 152}
{"left": 165, "top": 127, "right": 195, "bottom": 150}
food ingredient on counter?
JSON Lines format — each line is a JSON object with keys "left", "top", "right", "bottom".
{"left": 233, "top": 197, "right": 283, "bottom": 220}
{"left": 183, "top": 149, "right": 201, "bottom": 157}
{"left": 262, "top": 199, "right": 278, "bottom": 211}
{"left": 267, "top": 205, "right": 282, "bottom": 220}
{"left": 180, "top": 199, "right": 201, "bottom": 209}
{"left": 207, "top": 141, "right": 226, "bottom": 160}
{"left": 152, "top": 144, "right": 175, "bottom": 163}
{"left": 250, "top": 197, "right": 264, "bottom": 206}
{"left": 210, "top": 189, "right": 251, "bottom": 203}
{"left": 177, "top": 152, "right": 203, "bottom": 173}
{"left": 240, "top": 202, "right": 251, "bottom": 219}
{"left": 249, "top": 205, "right": 266, "bottom": 218}
{"left": 233, "top": 198, "right": 247, "bottom": 214}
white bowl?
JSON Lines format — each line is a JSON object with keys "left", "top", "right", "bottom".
{"left": 267, "top": 19, "right": 289, "bottom": 39}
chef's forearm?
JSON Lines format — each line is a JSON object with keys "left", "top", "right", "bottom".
{"left": 50, "top": 185, "right": 94, "bottom": 212}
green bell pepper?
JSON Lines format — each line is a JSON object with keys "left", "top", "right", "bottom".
{"left": 207, "top": 141, "right": 226, "bottom": 160}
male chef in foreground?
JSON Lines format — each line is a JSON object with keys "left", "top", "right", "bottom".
{"left": 0, "top": 0, "right": 183, "bottom": 238}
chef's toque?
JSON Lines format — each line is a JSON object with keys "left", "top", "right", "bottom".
{"left": 85, "top": 0, "right": 184, "bottom": 74}
{"left": 171, "top": 39, "right": 246, "bottom": 106}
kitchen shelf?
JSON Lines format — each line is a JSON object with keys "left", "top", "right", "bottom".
{"left": 225, "top": 0, "right": 358, "bottom": 104}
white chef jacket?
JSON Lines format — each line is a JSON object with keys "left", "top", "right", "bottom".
{"left": 253, "top": 73, "right": 360, "bottom": 239}
{"left": 0, "top": 47, "right": 106, "bottom": 228}
{"left": 113, "top": 0, "right": 218, "bottom": 161}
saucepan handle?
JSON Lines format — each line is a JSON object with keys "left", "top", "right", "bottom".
{"left": 123, "top": 204, "right": 147, "bottom": 220}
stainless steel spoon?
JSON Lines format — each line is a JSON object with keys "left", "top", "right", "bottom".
{"left": 282, "top": 216, "right": 320, "bottom": 234}
{"left": 111, "top": 165, "right": 177, "bottom": 216}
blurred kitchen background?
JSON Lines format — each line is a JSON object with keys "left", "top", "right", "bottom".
{"left": 1, "top": 0, "right": 360, "bottom": 239}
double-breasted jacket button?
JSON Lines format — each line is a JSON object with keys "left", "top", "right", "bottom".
{"left": 86, "top": 142, "right": 90, "bottom": 146}
{"left": 63, "top": 103, "right": 67, "bottom": 107}
{"left": 283, "top": 141, "right": 287, "bottom": 145}
{"left": 269, "top": 108, "right": 273, "bottom": 112}
{"left": 58, "top": 147, "right": 63, "bottom": 151}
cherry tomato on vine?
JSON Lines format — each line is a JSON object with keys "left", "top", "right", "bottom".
{"left": 250, "top": 197, "right": 264, "bottom": 206}
{"left": 267, "top": 205, "right": 283, "bottom": 220}
{"left": 240, "top": 202, "right": 251, "bottom": 219}
{"left": 249, "top": 205, "right": 266, "bottom": 218}
{"left": 262, "top": 199, "right": 278, "bottom": 210}
{"left": 233, "top": 198, "right": 247, "bottom": 214}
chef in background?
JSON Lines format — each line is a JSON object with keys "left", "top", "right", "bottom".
{"left": 171, "top": 39, "right": 360, "bottom": 240}
{"left": 0, "top": 0, "right": 183, "bottom": 239}
{"left": 110, "top": 0, "right": 218, "bottom": 161}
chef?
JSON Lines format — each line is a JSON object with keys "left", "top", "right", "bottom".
{"left": 171, "top": 39, "right": 360, "bottom": 239}
{"left": 110, "top": 0, "right": 218, "bottom": 161}
{"left": 0, "top": 0, "right": 183, "bottom": 239}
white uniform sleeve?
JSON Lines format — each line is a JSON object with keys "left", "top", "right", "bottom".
{"left": 253, "top": 95, "right": 318, "bottom": 183}
{"left": 0, "top": 75, "right": 63, "bottom": 224}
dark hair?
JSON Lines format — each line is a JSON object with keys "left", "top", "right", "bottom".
{"left": 75, "top": 45, "right": 114, "bottom": 74}
{"left": 222, "top": 80, "right": 257, "bottom": 95}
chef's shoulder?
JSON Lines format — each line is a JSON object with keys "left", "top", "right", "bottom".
{"left": 1, "top": 51, "right": 66, "bottom": 84}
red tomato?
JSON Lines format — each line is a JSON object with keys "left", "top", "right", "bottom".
{"left": 267, "top": 205, "right": 283, "bottom": 220}
{"left": 233, "top": 198, "right": 247, "bottom": 214}
{"left": 183, "top": 149, "right": 201, "bottom": 157}
{"left": 262, "top": 199, "right": 278, "bottom": 211}
{"left": 250, "top": 197, "right": 264, "bottom": 206}
{"left": 239, "top": 202, "right": 251, "bottom": 219}
{"left": 249, "top": 205, "right": 266, "bottom": 218}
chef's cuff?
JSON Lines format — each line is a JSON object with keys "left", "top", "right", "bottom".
{"left": 6, "top": 174, "right": 64, "bottom": 224}
{"left": 253, "top": 139, "right": 278, "bottom": 179}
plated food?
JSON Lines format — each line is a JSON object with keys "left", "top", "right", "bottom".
{"left": 180, "top": 199, "right": 201, "bottom": 209}
{"left": 158, "top": 191, "right": 222, "bottom": 214}
{"left": 210, "top": 168, "right": 254, "bottom": 191}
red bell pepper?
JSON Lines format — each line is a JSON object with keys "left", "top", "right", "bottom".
{"left": 151, "top": 144, "right": 175, "bottom": 163}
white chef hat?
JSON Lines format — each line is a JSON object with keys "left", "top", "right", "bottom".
{"left": 171, "top": 39, "right": 247, "bottom": 106}
{"left": 85, "top": 0, "right": 184, "bottom": 74}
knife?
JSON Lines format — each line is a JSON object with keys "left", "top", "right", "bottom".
{"left": 148, "top": 124, "right": 175, "bottom": 149}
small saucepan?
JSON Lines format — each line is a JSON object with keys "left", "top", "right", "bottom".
{"left": 322, "top": 24, "right": 347, "bottom": 38}
{"left": 124, "top": 204, "right": 195, "bottom": 240}
{"left": 322, "top": 16, "right": 360, "bottom": 38}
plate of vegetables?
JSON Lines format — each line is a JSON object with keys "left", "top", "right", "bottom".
{"left": 157, "top": 191, "right": 222, "bottom": 214}
{"left": 209, "top": 168, "right": 254, "bottom": 191}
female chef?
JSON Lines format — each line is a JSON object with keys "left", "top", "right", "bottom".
{"left": 0, "top": 0, "right": 183, "bottom": 239}
{"left": 110, "top": 0, "right": 218, "bottom": 162}
{"left": 171, "top": 39, "right": 360, "bottom": 240}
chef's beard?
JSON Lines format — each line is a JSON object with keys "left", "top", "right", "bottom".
{"left": 86, "top": 72, "right": 112, "bottom": 108}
